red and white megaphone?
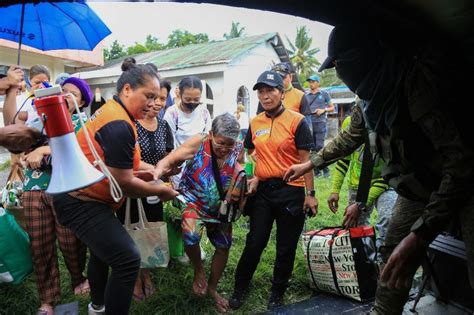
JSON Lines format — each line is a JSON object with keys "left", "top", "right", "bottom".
{"left": 34, "top": 87, "right": 104, "bottom": 194}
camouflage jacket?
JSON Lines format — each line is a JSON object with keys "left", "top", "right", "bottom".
{"left": 310, "top": 92, "right": 474, "bottom": 243}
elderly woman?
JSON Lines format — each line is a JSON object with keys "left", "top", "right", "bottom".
{"left": 156, "top": 113, "right": 243, "bottom": 312}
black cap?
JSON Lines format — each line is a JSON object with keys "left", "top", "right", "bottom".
{"left": 272, "top": 62, "right": 292, "bottom": 77}
{"left": 253, "top": 70, "right": 284, "bottom": 90}
{"left": 319, "top": 24, "right": 371, "bottom": 72}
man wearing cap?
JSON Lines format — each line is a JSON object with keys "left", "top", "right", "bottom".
{"left": 305, "top": 74, "right": 334, "bottom": 177}
{"left": 257, "top": 62, "right": 313, "bottom": 132}
{"left": 230, "top": 70, "right": 317, "bottom": 310}
{"left": 284, "top": 23, "right": 474, "bottom": 314}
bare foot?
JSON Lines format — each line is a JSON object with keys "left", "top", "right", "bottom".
{"left": 142, "top": 272, "right": 156, "bottom": 298}
{"left": 192, "top": 271, "right": 208, "bottom": 296}
{"left": 37, "top": 304, "right": 54, "bottom": 315}
{"left": 133, "top": 274, "right": 145, "bottom": 302}
{"left": 73, "top": 279, "right": 90, "bottom": 296}
{"left": 209, "top": 289, "right": 229, "bottom": 313}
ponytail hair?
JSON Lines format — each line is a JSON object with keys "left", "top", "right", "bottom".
{"left": 117, "top": 58, "right": 159, "bottom": 93}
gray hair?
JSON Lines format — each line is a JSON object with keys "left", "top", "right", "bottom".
{"left": 211, "top": 113, "right": 240, "bottom": 140}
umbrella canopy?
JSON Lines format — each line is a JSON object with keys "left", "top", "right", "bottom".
{"left": 0, "top": 1, "right": 111, "bottom": 64}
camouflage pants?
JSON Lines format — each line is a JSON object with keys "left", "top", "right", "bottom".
{"left": 371, "top": 195, "right": 474, "bottom": 315}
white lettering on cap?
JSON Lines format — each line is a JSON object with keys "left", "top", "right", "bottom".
{"left": 266, "top": 74, "right": 274, "bottom": 80}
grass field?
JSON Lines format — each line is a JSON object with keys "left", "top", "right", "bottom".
{"left": 0, "top": 166, "right": 353, "bottom": 314}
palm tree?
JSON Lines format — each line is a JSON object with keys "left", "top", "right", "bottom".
{"left": 223, "top": 21, "right": 246, "bottom": 40}
{"left": 286, "top": 26, "right": 320, "bottom": 84}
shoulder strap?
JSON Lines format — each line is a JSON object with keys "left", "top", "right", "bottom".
{"left": 355, "top": 134, "right": 376, "bottom": 204}
{"left": 210, "top": 140, "right": 225, "bottom": 200}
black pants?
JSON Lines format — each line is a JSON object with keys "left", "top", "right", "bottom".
{"left": 234, "top": 180, "right": 305, "bottom": 294}
{"left": 53, "top": 194, "right": 140, "bottom": 315}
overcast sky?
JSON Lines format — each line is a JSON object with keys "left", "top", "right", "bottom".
{"left": 88, "top": 2, "right": 333, "bottom": 62}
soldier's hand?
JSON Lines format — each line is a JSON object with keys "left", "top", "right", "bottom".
{"left": 380, "top": 232, "right": 425, "bottom": 289}
{"left": 327, "top": 193, "right": 339, "bottom": 213}
{"left": 283, "top": 161, "right": 313, "bottom": 182}
{"left": 342, "top": 203, "right": 360, "bottom": 228}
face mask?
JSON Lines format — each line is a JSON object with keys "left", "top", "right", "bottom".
{"left": 182, "top": 101, "right": 200, "bottom": 111}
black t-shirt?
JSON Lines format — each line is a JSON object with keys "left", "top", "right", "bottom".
{"left": 95, "top": 120, "right": 135, "bottom": 169}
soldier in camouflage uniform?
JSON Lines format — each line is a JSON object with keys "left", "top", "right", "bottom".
{"left": 284, "top": 24, "right": 474, "bottom": 314}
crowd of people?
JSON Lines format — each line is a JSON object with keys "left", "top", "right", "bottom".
{"left": 1, "top": 18, "right": 471, "bottom": 315}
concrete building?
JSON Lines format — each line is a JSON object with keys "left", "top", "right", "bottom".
{"left": 75, "top": 33, "right": 297, "bottom": 118}
{"left": 0, "top": 39, "right": 105, "bottom": 127}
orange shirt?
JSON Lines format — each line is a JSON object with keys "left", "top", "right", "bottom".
{"left": 248, "top": 108, "right": 311, "bottom": 187}
{"left": 73, "top": 98, "right": 141, "bottom": 208}
{"left": 283, "top": 87, "right": 305, "bottom": 113}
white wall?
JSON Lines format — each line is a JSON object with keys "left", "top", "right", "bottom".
{"left": 222, "top": 42, "right": 281, "bottom": 118}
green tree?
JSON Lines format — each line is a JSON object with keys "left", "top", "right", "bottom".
{"left": 166, "top": 29, "right": 209, "bottom": 48}
{"left": 145, "top": 35, "right": 165, "bottom": 51}
{"left": 320, "top": 68, "right": 344, "bottom": 87}
{"left": 126, "top": 43, "right": 149, "bottom": 55}
{"left": 104, "top": 39, "right": 127, "bottom": 61}
{"left": 286, "top": 26, "right": 320, "bottom": 84}
{"left": 223, "top": 21, "right": 246, "bottom": 40}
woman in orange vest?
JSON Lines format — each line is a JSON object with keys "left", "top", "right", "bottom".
{"left": 52, "top": 60, "right": 178, "bottom": 315}
{"left": 230, "top": 70, "right": 318, "bottom": 311}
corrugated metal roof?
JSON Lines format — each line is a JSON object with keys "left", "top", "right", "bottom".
{"left": 95, "top": 33, "right": 279, "bottom": 72}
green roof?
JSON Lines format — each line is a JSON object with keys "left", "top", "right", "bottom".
{"left": 101, "top": 33, "right": 279, "bottom": 71}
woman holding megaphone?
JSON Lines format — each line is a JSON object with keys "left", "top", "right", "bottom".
{"left": 52, "top": 60, "right": 178, "bottom": 315}
{"left": 16, "top": 72, "right": 92, "bottom": 315}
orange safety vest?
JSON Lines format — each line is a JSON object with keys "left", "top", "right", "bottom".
{"left": 283, "top": 87, "right": 305, "bottom": 113}
{"left": 250, "top": 109, "right": 305, "bottom": 187}
{"left": 72, "top": 98, "right": 141, "bottom": 208}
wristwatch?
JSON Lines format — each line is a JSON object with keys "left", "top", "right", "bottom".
{"left": 306, "top": 190, "right": 316, "bottom": 197}
{"left": 355, "top": 201, "right": 367, "bottom": 212}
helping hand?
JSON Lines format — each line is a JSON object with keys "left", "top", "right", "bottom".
{"left": 314, "top": 108, "right": 325, "bottom": 117}
{"left": 342, "top": 203, "right": 360, "bottom": 228}
{"left": 246, "top": 177, "right": 259, "bottom": 196}
{"left": 23, "top": 146, "right": 48, "bottom": 169}
{"left": 327, "top": 193, "right": 339, "bottom": 213}
{"left": 283, "top": 161, "right": 313, "bottom": 182}
{"left": 1, "top": 124, "right": 42, "bottom": 154}
{"left": 7, "top": 66, "right": 24, "bottom": 90}
{"left": 380, "top": 232, "right": 425, "bottom": 289}
{"left": 304, "top": 195, "right": 318, "bottom": 217}
{"left": 155, "top": 184, "right": 179, "bottom": 202}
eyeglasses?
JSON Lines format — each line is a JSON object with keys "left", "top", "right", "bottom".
{"left": 211, "top": 137, "right": 235, "bottom": 150}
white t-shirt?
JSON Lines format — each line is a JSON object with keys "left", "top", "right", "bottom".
{"left": 163, "top": 104, "right": 212, "bottom": 188}
{"left": 16, "top": 92, "right": 38, "bottom": 124}
{"left": 163, "top": 104, "right": 211, "bottom": 148}
{"left": 237, "top": 112, "right": 250, "bottom": 130}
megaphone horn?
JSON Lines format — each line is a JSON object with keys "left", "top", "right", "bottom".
{"left": 34, "top": 91, "right": 104, "bottom": 194}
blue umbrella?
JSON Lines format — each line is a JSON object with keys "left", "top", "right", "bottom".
{"left": 0, "top": 1, "right": 111, "bottom": 64}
